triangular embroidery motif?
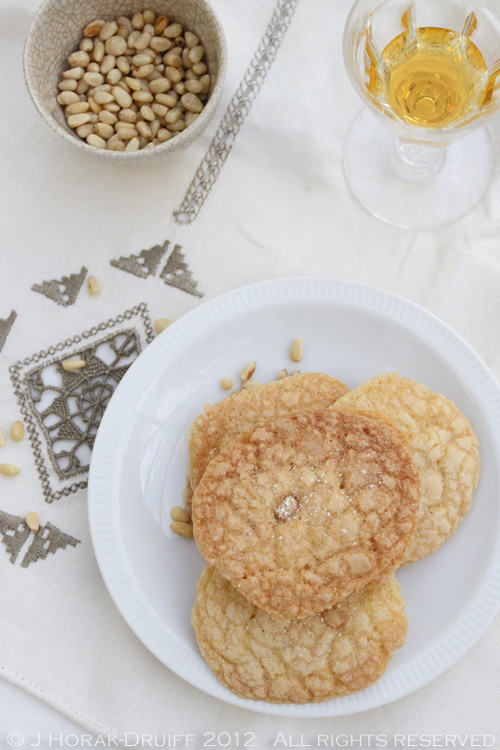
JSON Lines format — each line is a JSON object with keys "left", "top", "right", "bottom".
{"left": 31, "top": 266, "right": 88, "bottom": 307}
{"left": 0, "top": 510, "right": 80, "bottom": 568}
{"left": 160, "top": 245, "right": 203, "bottom": 298}
{"left": 110, "top": 240, "right": 169, "bottom": 279}
{"left": 0, "top": 310, "right": 17, "bottom": 354}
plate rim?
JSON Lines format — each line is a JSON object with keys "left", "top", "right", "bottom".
{"left": 88, "top": 277, "right": 500, "bottom": 717}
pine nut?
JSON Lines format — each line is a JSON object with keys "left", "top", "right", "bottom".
{"left": 149, "top": 78, "right": 170, "bottom": 94}
{"left": 185, "top": 79, "right": 203, "bottom": 94}
{"left": 68, "top": 50, "right": 90, "bottom": 67}
{"left": 80, "top": 38, "right": 94, "bottom": 52}
{"left": 131, "top": 12, "right": 144, "bottom": 29}
{"left": 167, "top": 119, "right": 186, "bottom": 131}
{"left": 184, "top": 31, "right": 199, "bottom": 48}
{"left": 240, "top": 362, "right": 256, "bottom": 382}
{"left": 155, "top": 93, "right": 176, "bottom": 107}
{"left": 150, "top": 119, "right": 160, "bottom": 137}
{"left": 119, "top": 108, "right": 138, "bottom": 123}
{"left": 181, "top": 93, "right": 203, "bottom": 113}
{"left": 140, "top": 105, "right": 155, "bottom": 121}
{"left": 165, "top": 107, "right": 181, "bottom": 123}
{"left": 242, "top": 380, "right": 262, "bottom": 390}
{"left": 84, "top": 72, "right": 104, "bottom": 86}
{"left": 76, "top": 123, "right": 94, "bottom": 138}
{"left": 100, "top": 21, "right": 118, "bottom": 41}
{"left": 93, "top": 90, "right": 114, "bottom": 104}
{"left": 185, "top": 112, "right": 199, "bottom": 127}
{"left": 143, "top": 9, "right": 156, "bottom": 24}
{"left": 154, "top": 16, "right": 169, "bottom": 35}
{"left": 66, "top": 101, "right": 90, "bottom": 115}
{"left": 62, "top": 359, "right": 86, "bottom": 371}
{"left": 67, "top": 113, "right": 91, "bottom": 128}
{"left": 150, "top": 36, "right": 171, "bottom": 52}
{"left": 125, "top": 137, "right": 140, "bottom": 151}
{"left": 112, "top": 86, "right": 132, "bottom": 108}
{"left": 10, "top": 421, "right": 24, "bottom": 441}
{"left": 105, "top": 35, "right": 127, "bottom": 56}
{"left": 93, "top": 41, "right": 105, "bottom": 62}
{"left": 87, "top": 276, "right": 101, "bottom": 295}
{"left": 0, "top": 429, "right": 5, "bottom": 447}
{"left": 221, "top": 378, "right": 233, "bottom": 390}
{"left": 58, "top": 79, "right": 78, "bottom": 91}
{"left": 232, "top": 388, "right": 243, "bottom": 395}
{"left": 126, "top": 76, "right": 142, "bottom": 91}
{"left": 117, "top": 56, "right": 130, "bottom": 74}
{"left": 188, "top": 46, "right": 205, "bottom": 64}
{"left": 290, "top": 338, "right": 303, "bottom": 362}
{"left": 200, "top": 74, "right": 211, "bottom": 94}
{"left": 83, "top": 19, "right": 105, "bottom": 37}
{"left": 164, "top": 23, "right": 183, "bottom": 38}
{"left": 137, "top": 120, "right": 152, "bottom": 138}
{"left": 170, "top": 506, "right": 189, "bottom": 523}
{"left": 154, "top": 318, "right": 173, "bottom": 333}
{"left": 87, "top": 133, "right": 106, "bottom": 148}
{"left": 107, "top": 69, "right": 122, "bottom": 85}
{"left": 98, "top": 110, "right": 117, "bottom": 124}
{"left": 292, "top": 370, "right": 301, "bottom": 376}
{"left": 157, "top": 128, "right": 173, "bottom": 142}
{"left": 107, "top": 135, "right": 125, "bottom": 151}
{"left": 26, "top": 512, "right": 39, "bottom": 532}
{"left": 63, "top": 66, "right": 85, "bottom": 80}
{"left": 173, "top": 82, "right": 186, "bottom": 95}
{"left": 134, "top": 63, "right": 155, "bottom": 78}
{"left": 192, "top": 62, "right": 207, "bottom": 76}
{"left": 100, "top": 54, "right": 116, "bottom": 74}
{"left": 276, "top": 368, "right": 288, "bottom": 380}
{"left": 171, "top": 521, "right": 193, "bottom": 538}
{"left": 165, "top": 66, "right": 183, "bottom": 83}
{"left": 133, "top": 90, "right": 153, "bottom": 103}
{"left": 0, "top": 464, "right": 21, "bottom": 477}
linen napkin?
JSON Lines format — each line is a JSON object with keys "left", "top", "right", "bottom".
{"left": 1, "top": 0, "right": 500, "bottom": 740}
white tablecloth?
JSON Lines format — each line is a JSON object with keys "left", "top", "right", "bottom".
{"left": 1, "top": 0, "right": 500, "bottom": 743}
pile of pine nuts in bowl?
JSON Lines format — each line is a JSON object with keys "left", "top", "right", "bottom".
{"left": 24, "top": 0, "right": 227, "bottom": 164}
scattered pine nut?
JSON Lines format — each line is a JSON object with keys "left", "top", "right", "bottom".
{"left": 170, "top": 506, "right": 189, "bottom": 523}
{"left": 62, "top": 359, "right": 86, "bottom": 371}
{"left": 0, "top": 429, "right": 5, "bottom": 447}
{"left": 155, "top": 318, "right": 174, "bottom": 334}
{"left": 232, "top": 388, "right": 242, "bottom": 395}
{"left": 88, "top": 275, "right": 101, "bottom": 296}
{"left": 0, "top": 464, "right": 21, "bottom": 477}
{"left": 221, "top": 378, "right": 233, "bottom": 390}
{"left": 290, "top": 337, "right": 303, "bottom": 362}
{"left": 171, "top": 521, "right": 193, "bottom": 538}
{"left": 242, "top": 380, "right": 262, "bottom": 390}
{"left": 26, "top": 512, "right": 40, "bottom": 532}
{"left": 10, "top": 421, "right": 24, "bottom": 441}
{"left": 240, "top": 361, "right": 256, "bottom": 382}
{"left": 292, "top": 370, "right": 301, "bottom": 376}
{"left": 276, "top": 369, "right": 288, "bottom": 380}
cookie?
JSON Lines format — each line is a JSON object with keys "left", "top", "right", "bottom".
{"left": 192, "top": 566, "right": 408, "bottom": 704}
{"left": 186, "top": 373, "right": 350, "bottom": 509}
{"left": 192, "top": 408, "right": 420, "bottom": 619}
{"left": 335, "top": 373, "right": 480, "bottom": 565}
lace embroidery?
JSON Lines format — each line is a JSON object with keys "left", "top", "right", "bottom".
{"left": 32, "top": 266, "right": 88, "bottom": 307}
{"left": 174, "top": 0, "right": 300, "bottom": 224}
{"left": 0, "top": 310, "right": 17, "bottom": 353}
{"left": 9, "top": 303, "right": 154, "bottom": 502}
{"left": 0, "top": 510, "right": 79, "bottom": 568}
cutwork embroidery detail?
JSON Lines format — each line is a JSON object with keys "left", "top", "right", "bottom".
{"left": 110, "top": 241, "right": 204, "bottom": 298}
{"left": 0, "top": 510, "right": 80, "bottom": 568}
{"left": 110, "top": 240, "right": 170, "bottom": 279}
{"left": 32, "top": 266, "right": 88, "bottom": 307}
{"left": 160, "top": 245, "right": 203, "bottom": 298}
{"left": 9, "top": 304, "right": 154, "bottom": 503}
{"left": 0, "top": 310, "right": 17, "bottom": 353}
{"left": 174, "top": 0, "right": 300, "bottom": 224}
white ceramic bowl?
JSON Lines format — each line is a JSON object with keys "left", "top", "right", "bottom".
{"left": 24, "top": 0, "right": 227, "bottom": 165}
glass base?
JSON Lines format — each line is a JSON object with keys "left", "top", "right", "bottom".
{"left": 343, "top": 110, "right": 493, "bottom": 230}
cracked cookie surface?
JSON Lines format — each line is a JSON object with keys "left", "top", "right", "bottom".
{"left": 192, "top": 566, "right": 408, "bottom": 704}
{"left": 186, "top": 373, "right": 350, "bottom": 509}
{"left": 335, "top": 373, "right": 480, "bottom": 565}
{"left": 192, "top": 408, "right": 420, "bottom": 619}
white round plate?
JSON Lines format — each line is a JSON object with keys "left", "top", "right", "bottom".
{"left": 88, "top": 278, "right": 500, "bottom": 717}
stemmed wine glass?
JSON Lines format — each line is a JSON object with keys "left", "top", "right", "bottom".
{"left": 343, "top": 0, "right": 500, "bottom": 229}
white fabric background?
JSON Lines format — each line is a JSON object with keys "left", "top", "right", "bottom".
{"left": 1, "top": 0, "right": 500, "bottom": 743}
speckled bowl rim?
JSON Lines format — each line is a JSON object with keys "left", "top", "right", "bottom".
{"left": 23, "top": 0, "right": 227, "bottom": 161}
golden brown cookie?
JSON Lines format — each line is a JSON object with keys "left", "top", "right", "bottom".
{"left": 192, "top": 408, "right": 420, "bottom": 620}
{"left": 186, "top": 373, "right": 350, "bottom": 509}
{"left": 335, "top": 373, "right": 480, "bottom": 565}
{"left": 192, "top": 566, "right": 408, "bottom": 704}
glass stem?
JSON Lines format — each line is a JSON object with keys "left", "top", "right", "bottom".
{"left": 391, "top": 139, "right": 447, "bottom": 182}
